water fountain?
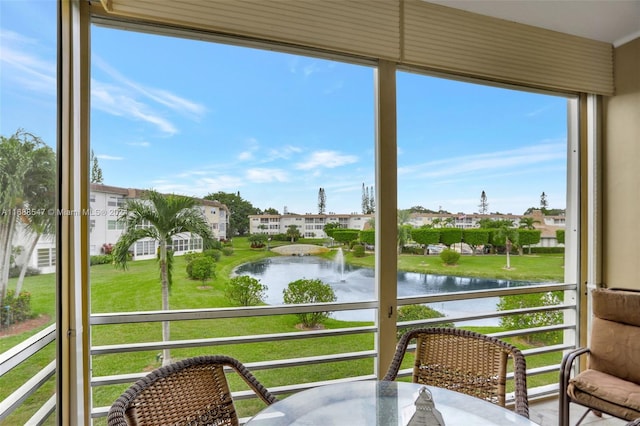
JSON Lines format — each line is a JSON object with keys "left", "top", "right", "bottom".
{"left": 336, "top": 248, "right": 346, "bottom": 282}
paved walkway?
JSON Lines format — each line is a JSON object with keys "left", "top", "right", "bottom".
{"left": 271, "top": 244, "right": 330, "bottom": 256}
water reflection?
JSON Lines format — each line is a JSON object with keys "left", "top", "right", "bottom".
{"left": 233, "top": 256, "right": 534, "bottom": 324}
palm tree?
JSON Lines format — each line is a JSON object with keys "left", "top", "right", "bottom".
{"left": 518, "top": 217, "right": 540, "bottom": 230}
{"left": 496, "top": 223, "right": 518, "bottom": 270}
{"left": 286, "top": 224, "right": 300, "bottom": 242}
{"left": 0, "top": 130, "right": 55, "bottom": 302}
{"left": 112, "top": 190, "right": 214, "bottom": 365}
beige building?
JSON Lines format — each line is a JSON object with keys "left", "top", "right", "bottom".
{"left": 13, "top": 184, "right": 229, "bottom": 272}
{"left": 250, "top": 209, "right": 565, "bottom": 246}
{"left": 249, "top": 213, "right": 374, "bottom": 238}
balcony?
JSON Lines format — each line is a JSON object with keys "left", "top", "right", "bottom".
{"left": 2, "top": 282, "right": 616, "bottom": 425}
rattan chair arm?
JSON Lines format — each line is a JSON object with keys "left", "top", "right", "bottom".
{"left": 223, "top": 356, "right": 278, "bottom": 405}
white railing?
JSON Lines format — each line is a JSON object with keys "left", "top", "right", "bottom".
{"left": 0, "top": 323, "right": 56, "bottom": 425}
{"left": 0, "top": 283, "right": 577, "bottom": 423}
{"left": 89, "top": 282, "right": 577, "bottom": 420}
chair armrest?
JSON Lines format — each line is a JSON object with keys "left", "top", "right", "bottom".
{"left": 559, "top": 347, "right": 590, "bottom": 396}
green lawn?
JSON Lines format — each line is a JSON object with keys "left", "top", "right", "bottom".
{"left": 0, "top": 239, "right": 566, "bottom": 424}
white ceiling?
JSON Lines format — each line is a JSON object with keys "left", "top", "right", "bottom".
{"left": 427, "top": 0, "right": 640, "bottom": 47}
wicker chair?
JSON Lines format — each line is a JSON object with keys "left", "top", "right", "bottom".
{"left": 383, "top": 327, "right": 529, "bottom": 419}
{"left": 107, "top": 355, "right": 277, "bottom": 426}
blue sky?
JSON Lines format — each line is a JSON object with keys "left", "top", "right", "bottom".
{"left": 1, "top": 1, "right": 568, "bottom": 216}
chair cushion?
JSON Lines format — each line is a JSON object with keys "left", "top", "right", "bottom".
{"left": 568, "top": 369, "right": 640, "bottom": 421}
{"left": 592, "top": 289, "right": 640, "bottom": 327}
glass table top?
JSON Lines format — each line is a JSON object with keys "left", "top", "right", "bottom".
{"left": 246, "top": 380, "right": 539, "bottom": 426}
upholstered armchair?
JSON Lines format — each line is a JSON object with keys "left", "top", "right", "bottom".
{"left": 559, "top": 288, "right": 640, "bottom": 426}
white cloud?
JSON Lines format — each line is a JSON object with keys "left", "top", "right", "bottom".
{"left": 93, "top": 55, "right": 206, "bottom": 118}
{"left": 526, "top": 104, "right": 554, "bottom": 117}
{"left": 91, "top": 80, "right": 178, "bottom": 135}
{"left": 238, "top": 137, "right": 260, "bottom": 161}
{"left": 152, "top": 175, "right": 247, "bottom": 197}
{"left": 0, "top": 29, "right": 56, "bottom": 96}
{"left": 246, "top": 168, "right": 289, "bottom": 183}
{"left": 90, "top": 55, "right": 207, "bottom": 135}
{"left": 399, "top": 142, "right": 565, "bottom": 179}
{"left": 295, "top": 150, "right": 358, "bottom": 170}
{"left": 238, "top": 151, "right": 254, "bottom": 161}
{"left": 267, "top": 145, "right": 303, "bottom": 161}
{"left": 127, "top": 141, "right": 151, "bottom": 147}
{"left": 96, "top": 154, "right": 124, "bottom": 161}
{"left": 303, "top": 63, "right": 318, "bottom": 77}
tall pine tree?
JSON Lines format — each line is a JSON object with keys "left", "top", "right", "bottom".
{"left": 318, "top": 187, "right": 326, "bottom": 214}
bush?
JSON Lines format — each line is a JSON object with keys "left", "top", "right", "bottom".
{"left": 189, "top": 256, "right": 215, "bottom": 285}
{"left": 529, "top": 247, "right": 564, "bottom": 254}
{"left": 401, "top": 245, "right": 423, "bottom": 255}
{"left": 248, "top": 234, "right": 267, "bottom": 248}
{"left": 283, "top": 278, "right": 337, "bottom": 328}
{"left": 208, "top": 240, "right": 223, "bottom": 250}
{"left": 440, "top": 248, "right": 460, "bottom": 265}
{"left": 497, "top": 292, "right": 563, "bottom": 345}
{"left": 226, "top": 276, "right": 268, "bottom": 306}
{"left": 1, "top": 290, "right": 33, "bottom": 326}
{"left": 396, "top": 304, "right": 454, "bottom": 339}
{"left": 352, "top": 244, "right": 365, "bottom": 257}
{"left": 185, "top": 252, "right": 203, "bottom": 278}
{"left": 8, "top": 265, "right": 41, "bottom": 277}
{"left": 222, "top": 247, "right": 234, "bottom": 256}
{"left": 203, "top": 249, "right": 222, "bottom": 262}
{"left": 90, "top": 255, "right": 112, "bottom": 266}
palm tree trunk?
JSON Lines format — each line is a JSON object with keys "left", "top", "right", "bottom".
{"left": 15, "top": 233, "right": 39, "bottom": 295}
{"left": 0, "top": 211, "right": 17, "bottom": 301}
{"left": 159, "top": 240, "right": 171, "bottom": 366}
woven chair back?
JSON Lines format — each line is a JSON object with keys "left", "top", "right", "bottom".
{"left": 108, "top": 355, "right": 277, "bottom": 426}
{"left": 413, "top": 332, "right": 509, "bottom": 406}
{"left": 125, "top": 363, "right": 238, "bottom": 426}
{"left": 383, "top": 327, "right": 529, "bottom": 418}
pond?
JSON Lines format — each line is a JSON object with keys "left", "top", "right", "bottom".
{"left": 233, "top": 252, "right": 536, "bottom": 325}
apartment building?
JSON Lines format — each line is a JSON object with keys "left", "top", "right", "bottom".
{"left": 15, "top": 184, "right": 229, "bottom": 273}
{"left": 250, "top": 209, "right": 565, "bottom": 247}
{"left": 249, "top": 213, "right": 374, "bottom": 238}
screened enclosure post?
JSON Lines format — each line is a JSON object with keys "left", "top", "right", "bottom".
{"left": 375, "top": 60, "right": 398, "bottom": 377}
{"left": 58, "top": 0, "right": 91, "bottom": 424}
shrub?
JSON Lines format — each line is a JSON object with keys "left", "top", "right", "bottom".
{"left": 401, "top": 245, "right": 423, "bottom": 255}
{"left": 497, "top": 292, "right": 563, "bottom": 345}
{"left": 440, "top": 248, "right": 460, "bottom": 265}
{"left": 189, "top": 256, "right": 215, "bottom": 285}
{"left": 208, "top": 240, "right": 223, "bottom": 250}
{"left": 222, "top": 247, "right": 234, "bottom": 256}
{"left": 248, "top": 234, "right": 267, "bottom": 248}
{"left": 352, "top": 244, "right": 365, "bottom": 257}
{"left": 283, "top": 278, "right": 337, "bottom": 328}
{"left": 530, "top": 247, "right": 564, "bottom": 254}
{"left": 203, "top": 249, "right": 222, "bottom": 262}
{"left": 1, "top": 290, "right": 33, "bottom": 326}
{"left": 226, "top": 276, "right": 268, "bottom": 306}
{"left": 89, "top": 255, "right": 113, "bottom": 266}
{"left": 185, "top": 252, "right": 203, "bottom": 278}
{"left": 8, "top": 265, "right": 41, "bottom": 277}
{"left": 396, "top": 304, "right": 454, "bottom": 339}
{"left": 333, "top": 230, "right": 359, "bottom": 246}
